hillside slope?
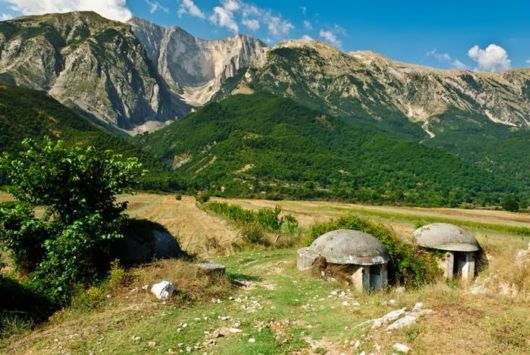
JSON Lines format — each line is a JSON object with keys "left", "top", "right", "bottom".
{"left": 0, "top": 12, "right": 187, "bottom": 131}
{"left": 0, "top": 84, "right": 173, "bottom": 188}
{"left": 135, "top": 93, "right": 518, "bottom": 206}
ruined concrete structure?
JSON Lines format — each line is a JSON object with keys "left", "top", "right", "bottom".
{"left": 297, "top": 229, "right": 389, "bottom": 292}
{"left": 413, "top": 223, "right": 480, "bottom": 281}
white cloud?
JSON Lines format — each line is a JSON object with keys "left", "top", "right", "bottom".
{"left": 525, "top": 59, "right": 530, "bottom": 65}
{"left": 427, "top": 49, "right": 468, "bottom": 69}
{"left": 3, "top": 0, "right": 132, "bottom": 22}
{"left": 145, "top": 0, "right": 168, "bottom": 14}
{"left": 467, "top": 44, "right": 511, "bottom": 72}
{"left": 303, "top": 20, "right": 312, "bottom": 30}
{"left": 210, "top": 4, "right": 239, "bottom": 32}
{"left": 301, "top": 34, "right": 313, "bottom": 40}
{"left": 265, "top": 14, "right": 293, "bottom": 36}
{"left": 1, "top": 13, "right": 13, "bottom": 20}
{"left": 178, "top": 0, "right": 205, "bottom": 19}
{"left": 319, "top": 29, "right": 340, "bottom": 47}
{"left": 209, "top": 0, "right": 293, "bottom": 37}
{"left": 242, "top": 18, "right": 259, "bottom": 31}
{"left": 300, "top": 6, "right": 307, "bottom": 16}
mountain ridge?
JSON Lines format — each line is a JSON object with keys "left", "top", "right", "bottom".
{"left": 230, "top": 39, "right": 530, "bottom": 135}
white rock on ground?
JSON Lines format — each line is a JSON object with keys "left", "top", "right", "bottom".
{"left": 393, "top": 343, "right": 411, "bottom": 353}
{"left": 151, "top": 281, "right": 176, "bottom": 300}
{"left": 371, "top": 308, "right": 407, "bottom": 329}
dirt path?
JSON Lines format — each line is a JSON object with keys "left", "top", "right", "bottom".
{"left": 124, "top": 194, "right": 238, "bottom": 256}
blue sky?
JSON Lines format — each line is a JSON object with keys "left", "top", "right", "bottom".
{"left": 1, "top": 0, "right": 530, "bottom": 71}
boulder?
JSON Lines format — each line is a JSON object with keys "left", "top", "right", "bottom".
{"left": 151, "top": 281, "right": 176, "bottom": 300}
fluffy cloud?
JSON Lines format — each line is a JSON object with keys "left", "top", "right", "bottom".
{"left": 178, "top": 0, "right": 205, "bottom": 19}
{"left": 303, "top": 20, "right": 312, "bottom": 30}
{"left": 209, "top": 0, "right": 293, "bottom": 37}
{"left": 210, "top": 3, "right": 239, "bottom": 32}
{"left": 1, "top": 13, "right": 13, "bottom": 20}
{"left": 145, "top": 0, "right": 168, "bottom": 14}
{"left": 427, "top": 49, "right": 468, "bottom": 69}
{"left": 242, "top": 18, "right": 259, "bottom": 31}
{"left": 301, "top": 34, "right": 313, "bottom": 40}
{"left": 319, "top": 29, "right": 340, "bottom": 47}
{"left": 467, "top": 44, "right": 511, "bottom": 72}
{"left": 3, "top": 0, "right": 132, "bottom": 22}
{"left": 525, "top": 59, "right": 530, "bottom": 65}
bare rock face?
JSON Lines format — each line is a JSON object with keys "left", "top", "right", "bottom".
{"left": 0, "top": 12, "right": 188, "bottom": 131}
{"left": 234, "top": 40, "right": 530, "bottom": 135}
{"left": 129, "top": 17, "right": 268, "bottom": 107}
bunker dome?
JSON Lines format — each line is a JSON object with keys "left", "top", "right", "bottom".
{"left": 297, "top": 229, "right": 389, "bottom": 291}
{"left": 413, "top": 223, "right": 480, "bottom": 281}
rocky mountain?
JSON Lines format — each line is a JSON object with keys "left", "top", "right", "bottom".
{"left": 0, "top": 11, "right": 188, "bottom": 132}
{"left": 128, "top": 17, "right": 267, "bottom": 107}
{"left": 226, "top": 40, "right": 530, "bottom": 136}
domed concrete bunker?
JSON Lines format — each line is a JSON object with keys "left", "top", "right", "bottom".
{"left": 413, "top": 223, "right": 480, "bottom": 281}
{"left": 297, "top": 229, "right": 389, "bottom": 292}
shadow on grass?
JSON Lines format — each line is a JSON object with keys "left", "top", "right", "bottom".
{"left": 228, "top": 272, "right": 264, "bottom": 286}
{"left": 0, "top": 276, "right": 58, "bottom": 339}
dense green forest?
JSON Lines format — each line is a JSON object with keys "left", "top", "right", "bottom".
{"left": 1, "top": 84, "right": 526, "bottom": 207}
{"left": 0, "top": 84, "right": 180, "bottom": 190}
{"left": 136, "top": 93, "right": 523, "bottom": 207}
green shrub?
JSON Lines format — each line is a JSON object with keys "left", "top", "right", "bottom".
{"left": 501, "top": 195, "right": 520, "bottom": 212}
{"left": 241, "top": 223, "right": 268, "bottom": 246}
{"left": 195, "top": 193, "right": 210, "bottom": 204}
{"left": 205, "top": 202, "right": 299, "bottom": 234}
{"left": 304, "top": 215, "right": 440, "bottom": 287}
{"left": 107, "top": 260, "right": 128, "bottom": 292}
{"left": 0, "top": 138, "right": 144, "bottom": 305}
{"left": 175, "top": 194, "right": 182, "bottom": 201}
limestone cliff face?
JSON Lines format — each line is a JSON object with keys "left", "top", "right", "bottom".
{"left": 0, "top": 11, "right": 188, "bottom": 131}
{"left": 129, "top": 17, "right": 268, "bottom": 107}
{"left": 234, "top": 40, "right": 530, "bottom": 134}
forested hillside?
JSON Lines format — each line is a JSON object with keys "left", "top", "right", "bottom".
{"left": 136, "top": 93, "right": 522, "bottom": 207}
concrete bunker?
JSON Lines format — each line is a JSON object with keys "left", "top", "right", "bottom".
{"left": 297, "top": 229, "right": 389, "bottom": 292}
{"left": 413, "top": 223, "right": 480, "bottom": 281}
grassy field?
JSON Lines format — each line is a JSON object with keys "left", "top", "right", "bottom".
{"left": 2, "top": 192, "right": 530, "bottom": 354}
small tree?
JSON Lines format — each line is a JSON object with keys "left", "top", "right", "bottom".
{"left": 501, "top": 195, "right": 520, "bottom": 212}
{"left": 0, "top": 138, "right": 145, "bottom": 304}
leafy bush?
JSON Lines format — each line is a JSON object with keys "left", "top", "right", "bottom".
{"left": 304, "top": 215, "right": 440, "bottom": 287}
{"left": 241, "top": 223, "right": 268, "bottom": 245}
{"left": 205, "top": 202, "right": 298, "bottom": 233}
{"left": 501, "top": 195, "right": 520, "bottom": 212}
{"left": 195, "top": 192, "right": 210, "bottom": 204}
{"left": 0, "top": 138, "right": 144, "bottom": 304}
{"left": 175, "top": 194, "right": 182, "bottom": 201}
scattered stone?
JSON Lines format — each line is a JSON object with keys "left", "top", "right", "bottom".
{"left": 148, "top": 341, "right": 157, "bottom": 347}
{"left": 197, "top": 262, "right": 226, "bottom": 275}
{"left": 248, "top": 338, "right": 256, "bottom": 343}
{"left": 395, "top": 287, "right": 406, "bottom": 293}
{"left": 131, "top": 335, "right": 141, "bottom": 341}
{"left": 371, "top": 308, "right": 407, "bottom": 329}
{"left": 393, "top": 343, "right": 411, "bottom": 353}
{"left": 151, "top": 281, "right": 176, "bottom": 300}
{"left": 387, "top": 314, "right": 417, "bottom": 330}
